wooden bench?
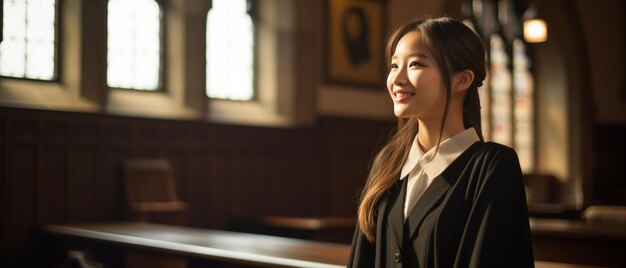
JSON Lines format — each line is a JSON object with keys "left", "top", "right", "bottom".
{"left": 232, "top": 216, "right": 356, "bottom": 244}
{"left": 41, "top": 222, "right": 349, "bottom": 268}
{"left": 39, "top": 222, "right": 611, "bottom": 268}
{"left": 531, "top": 218, "right": 626, "bottom": 267}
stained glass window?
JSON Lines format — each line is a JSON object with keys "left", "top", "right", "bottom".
{"left": 206, "top": 0, "right": 254, "bottom": 100}
{"left": 0, "top": 0, "right": 57, "bottom": 80}
{"left": 466, "top": 0, "right": 536, "bottom": 173}
{"left": 107, "top": 0, "right": 162, "bottom": 90}
{"left": 513, "top": 38, "right": 534, "bottom": 172}
{"left": 490, "top": 34, "right": 513, "bottom": 147}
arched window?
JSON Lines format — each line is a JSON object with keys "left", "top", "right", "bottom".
{"left": 107, "top": 0, "right": 162, "bottom": 91}
{"left": 0, "top": 0, "right": 58, "bottom": 80}
{"left": 206, "top": 0, "right": 255, "bottom": 101}
{"left": 465, "top": 0, "right": 535, "bottom": 173}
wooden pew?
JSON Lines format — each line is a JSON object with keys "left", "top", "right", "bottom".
{"left": 232, "top": 216, "right": 356, "bottom": 244}
{"left": 530, "top": 218, "right": 626, "bottom": 267}
{"left": 41, "top": 222, "right": 349, "bottom": 268}
{"left": 39, "top": 222, "right": 610, "bottom": 268}
{"left": 236, "top": 215, "right": 626, "bottom": 267}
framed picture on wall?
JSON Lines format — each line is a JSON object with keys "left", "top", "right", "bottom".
{"left": 325, "top": 0, "right": 386, "bottom": 88}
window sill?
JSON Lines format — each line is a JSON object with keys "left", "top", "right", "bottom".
{"left": 207, "top": 99, "right": 297, "bottom": 128}
{"left": 106, "top": 89, "right": 202, "bottom": 120}
{"left": 0, "top": 79, "right": 99, "bottom": 112}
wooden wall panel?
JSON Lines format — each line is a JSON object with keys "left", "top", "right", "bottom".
{"left": 208, "top": 149, "right": 237, "bottom": 229}
{"left": 67, "top": 146, "right": 99, "bottom": 222}
{"left": 104, "top": 121, "right": 133, "bottom": 146}
{"left": 323, "top": 118, "right": 394, "bottom": 216}
{"left": 0, "top": 107, "right": 393, "bottom": 265}
{"left": 186, "top": 147, "right": 214, "bottom": 228}
{"left": 592, "top": 124, "right": 626, "bottom": 205}
{"left": 4, "top": 143, "right": 37, "bottom": 260}
{"left": 0, "top": 152, "right": 2, "bottom": 264}
{"left": 38, "top": 145, "right": 67, "bottom": 223}
{"left": 97, "top": 146, "right": 128, "bottom": 222}
{"left": 39, "top": 118, "right": 71, "bottom": 222}
{"left": 235, "top": 154, "right": 284, "bottom": 215}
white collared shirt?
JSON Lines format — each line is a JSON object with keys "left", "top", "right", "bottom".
{"left": 400, "top": 127, "right": 480, "bottom": 219}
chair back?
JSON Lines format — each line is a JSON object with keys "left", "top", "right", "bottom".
{"left": 123, "top": 158, "right": 187, "bottom": 224}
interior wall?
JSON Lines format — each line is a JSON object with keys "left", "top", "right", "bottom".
{"left": 575, "top": 0, "right": 626, "bottom": 204}
{"left": 575, "top": 0, "right": 625, "bottom": 125}
{"left": 533, "top": 0, "right": 572, "bottom": 184}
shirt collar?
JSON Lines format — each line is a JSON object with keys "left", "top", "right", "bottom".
{"left": 400, "top": 127, "right": 480, "bottom": 180}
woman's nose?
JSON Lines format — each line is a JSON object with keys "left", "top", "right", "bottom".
{"left": 391, "top": 70, "right": 408, "bottom": 86}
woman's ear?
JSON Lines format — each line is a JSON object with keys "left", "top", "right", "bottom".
{"left": 453, "top": 70, "right": 475, "bottom": 93}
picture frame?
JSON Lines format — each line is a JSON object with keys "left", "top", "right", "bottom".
{"left": 325, "top": 0, "right": 386, "bottom": 88}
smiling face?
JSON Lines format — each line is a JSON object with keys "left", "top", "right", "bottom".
{"left": 387, "top": 31, "right": 446, "bottom": 120}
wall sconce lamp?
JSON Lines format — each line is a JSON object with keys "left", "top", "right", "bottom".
{"left": 523, "top": 3, "right": 548, "bottom": 43}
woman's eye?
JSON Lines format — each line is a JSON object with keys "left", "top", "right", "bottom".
{"left": 409, "top": 61, "right": 424, "bottom": 67}
{"left": 390, "top": 63, "right": 398, "bottom": 69}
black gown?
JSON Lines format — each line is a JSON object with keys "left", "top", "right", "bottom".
{"left": 347, "top": 142, "right": 534, "bottom": 268}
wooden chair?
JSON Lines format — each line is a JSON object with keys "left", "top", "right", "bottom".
{"left": 123, "top": 158, "right": 188, "bottom": 225}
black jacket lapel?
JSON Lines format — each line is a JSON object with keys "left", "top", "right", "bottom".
{"left": 406, "top": 142, "right": 482, "bottom": 239}
{"left": 386, "top": 177, "right": 407, "bottom": 249}
{"left": 405, "top": 173, "right": 451, "bottom": 239}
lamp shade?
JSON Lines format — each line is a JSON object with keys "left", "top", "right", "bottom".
{"left": 523, "top": 19, "right": 548, "bottom": 43}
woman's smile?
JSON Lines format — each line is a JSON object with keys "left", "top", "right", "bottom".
{"left": 392, "top": 89, "right": 416, "bottom": 102}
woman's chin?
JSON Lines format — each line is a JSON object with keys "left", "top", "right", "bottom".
{"left": 393, "top": 108, "right": 416, "bottom": 118}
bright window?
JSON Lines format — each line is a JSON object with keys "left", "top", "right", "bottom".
{"left": 107, "top": 0, "right": 162, "bottom": 90}
{"left": 0, "top": 0, "right": 57, "bottom": 80}
{"left": 465, "top": 0, "right": 536, "bottom": 173}
{"left": 206, "top": 0, "right": 254, "bottom": 100}
{"left": 490, "top": 34, "right": 513, "bottom": 147}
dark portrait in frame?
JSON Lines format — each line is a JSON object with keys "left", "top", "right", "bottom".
{"left": 326, "top": 0, "right": 386, "bottom": 88}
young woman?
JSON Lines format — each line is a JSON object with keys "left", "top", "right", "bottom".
{"left": 348, "top": 17, "right": 534, "bottom": 267}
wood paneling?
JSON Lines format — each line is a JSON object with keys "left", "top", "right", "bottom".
{"left": 0, "top": 107, "right": 393, "bottom": 265}
{"left": 38, "top": 145, "right": 67, "bottom": 223}
{"left": 5, "top": 142, "right": 37, "bottom": 263}
{"left": 592, "top": 124, "right": 626, "bottom": 205}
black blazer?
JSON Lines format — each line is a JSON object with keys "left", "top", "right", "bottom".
{"left": 348, "top": 142, "right": 534, "bottom": 268}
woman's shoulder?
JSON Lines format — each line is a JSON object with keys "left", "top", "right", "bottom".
{"left": 472, "top": 141, "right": 519, "bottom": 163}
{"left": 473, "top": 141, "right": 515, "bottom": 153}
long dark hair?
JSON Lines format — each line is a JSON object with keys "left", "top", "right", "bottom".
{"left": 357, "top": 17, "right": 486, "bottom": 242}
